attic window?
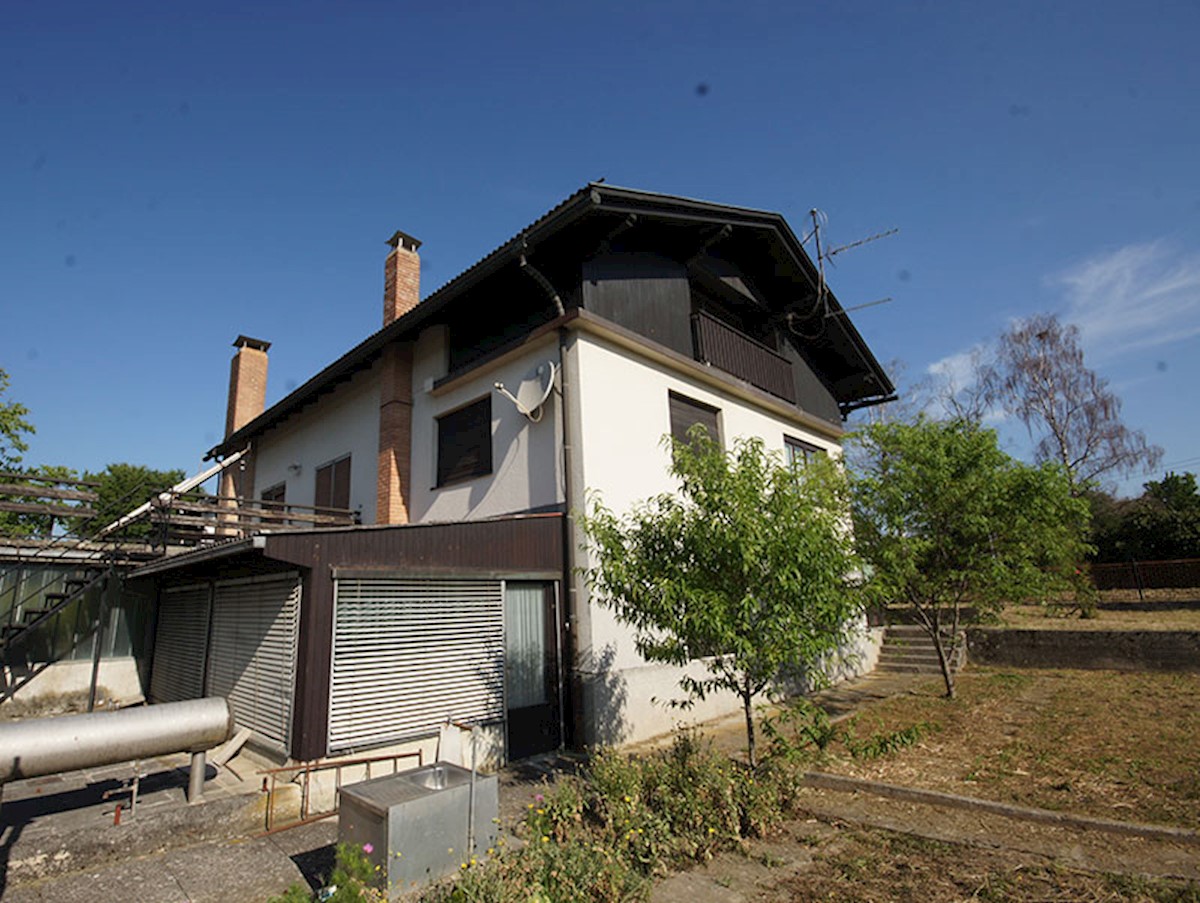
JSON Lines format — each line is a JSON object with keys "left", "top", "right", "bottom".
{"left": 437, "top": 397, "right": 493, "bottom": 486}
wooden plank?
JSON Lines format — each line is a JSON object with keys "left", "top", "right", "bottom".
{"left": 0, "top": 471, "right": 102, "bottom": 488}
{"left": 0, "top": 500, "right": 96, "bottom": 519}
{"left": 0, "top": 483, "right": 99, "bottom": 503}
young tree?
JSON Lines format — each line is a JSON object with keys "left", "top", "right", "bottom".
{"left": 983, "top": 314, "right": 1162, "bottom": 493}
{"left": 849, "top": 418, "right": 1090, "bottom": 698}
{"left": 581, "top": 430, "right": 863, "bottom": 766}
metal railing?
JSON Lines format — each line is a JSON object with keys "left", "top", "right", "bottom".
{"left": 257, "top": 749, "right": 425, "bottom": 834}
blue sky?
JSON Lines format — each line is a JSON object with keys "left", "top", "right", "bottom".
{"left": 3, "top": 0, "right": 1198, "bottom": 496}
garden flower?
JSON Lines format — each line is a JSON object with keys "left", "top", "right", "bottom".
{"left": 362, "top": 843, "right": 374, "bottom": 854}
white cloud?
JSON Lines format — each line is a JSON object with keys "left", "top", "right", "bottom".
{"left": 1052, "top": 241, "right": 1200, "bottom": 360}
{"left": 926, "top": 345, "right": 984, "bottom": 387}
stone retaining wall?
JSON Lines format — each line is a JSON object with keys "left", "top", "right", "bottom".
{"left": 967, "top": 628, "right": 1200, "bottom": 672}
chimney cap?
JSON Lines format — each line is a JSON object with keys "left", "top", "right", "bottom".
{"left": 386, "top": 230, "right": 422, "bottom": 253}
{"left": 232, "top": 335, "right": 271, "bottom": 352}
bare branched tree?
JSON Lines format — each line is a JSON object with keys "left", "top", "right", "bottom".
{"left": 981, "top": 313, "right": 1162, "bottom": 493}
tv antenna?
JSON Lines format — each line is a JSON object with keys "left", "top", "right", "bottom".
{"left": 789, "top": 209, "right": 898, "bottom": 338}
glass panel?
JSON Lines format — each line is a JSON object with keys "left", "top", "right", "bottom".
{"left": 505, "top": 583, "right": 546, "bottom": 710}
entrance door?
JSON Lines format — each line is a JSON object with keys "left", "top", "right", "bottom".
{"left": 504, "top": 582, "right": 561, "bottom": 760}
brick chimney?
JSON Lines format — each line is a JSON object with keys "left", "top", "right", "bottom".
{"left": 225, "top": 335, "right": 271, "bottom": 438}
{"left": 220, "top": 335, "right": 270, "bottom": 508}
{"left": 383, "top": 230, "right": 422, "bottom": 326}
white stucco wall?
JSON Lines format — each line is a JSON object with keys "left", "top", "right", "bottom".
{"left": 409, "top": 329, "right": 564, "bottom": 523}
{"left": 571, "top": 332, "right": 867, "bottom": 746}
{"left": 252, "top": 364, "right": 382, "bottom": 524}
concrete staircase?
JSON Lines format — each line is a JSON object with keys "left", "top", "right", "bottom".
{"left": 875, "top": 623, "right": 965, "bottom": 675}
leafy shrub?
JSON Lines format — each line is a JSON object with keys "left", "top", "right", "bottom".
{"left": 845, "top": 721, "right": 936, "bottom": 760}
{"left": 760, "top": 697, "right": 844, "bottom": 762}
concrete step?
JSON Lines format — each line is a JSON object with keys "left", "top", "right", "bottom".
{"left": 874, "top": 661, "right": 944, "bottom": 674}
{"left": 876, "top": 651, "right": 942, "bottom": 665}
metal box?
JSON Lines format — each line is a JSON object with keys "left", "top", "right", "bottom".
{"left": 338, "top": 761, "right": 499, "bottom": 896}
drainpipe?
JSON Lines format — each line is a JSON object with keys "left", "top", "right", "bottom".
{"left": 519, "top": 250, "right": 577, "bottom": 748}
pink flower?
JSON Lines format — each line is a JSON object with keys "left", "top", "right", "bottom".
{"left": 362, "top": 843, "right": 374, "bottom": 855}
{"left": 534, "top": 793, "right": 544, "bottom": 804}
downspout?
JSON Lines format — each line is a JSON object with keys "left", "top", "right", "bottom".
{"left": 518, "top": 250, "right": 577, "bottom": 748}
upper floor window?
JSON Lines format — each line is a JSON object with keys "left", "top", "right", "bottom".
{"left": 315, "top": 455, "right": 351, "bottom": 510}
{"left": 784, "top": 436, "right": 822, "bottom": 469}
{"left": 261, "top": 482, "right": 286, "bottom": 509}
{"left": 669, "top": 391, "right": 721, "bottom": 448}
{"left": 437, "top": 396, "right": 493, "bottom": 486}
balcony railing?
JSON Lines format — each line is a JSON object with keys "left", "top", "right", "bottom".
{"left": 150, "top": 494, "right": 360, "bottom": 546}
{"left": 691, "top": 311, "right": 797, "bottom": 404}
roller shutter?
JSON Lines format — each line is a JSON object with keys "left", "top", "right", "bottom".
{"left": 150, "top": 584, "right": 211, "bottom": 703}
{"left": 329, "top": 579, "right": 504, "bottom": 754}
{"left": 206, "top": 575, "right": 300, "bottom": 753}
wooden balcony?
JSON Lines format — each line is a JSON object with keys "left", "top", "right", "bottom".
{"left": 691, "top": 311, "right": 797, "bottom": 404}
{"left": 151, "top": 494, "right": 360, "bottom": 546}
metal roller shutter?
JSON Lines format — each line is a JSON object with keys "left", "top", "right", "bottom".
{"left": 329, "top": 579, "right": 504, "bottom": 754}
{"left": 206, "top": 575, "right": 300, "bottom": 753}
{"left": 150, "top": 584, "right": 210, "bottom": 703}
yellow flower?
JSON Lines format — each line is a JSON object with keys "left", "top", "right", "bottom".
{"left": 623, "top": 795, "right": 632, "bottom": 803}
{"left": 460, "top": 862, "right": 468, "bottom": 870}
{"left": 537, "top": 809, "right": 545, "bottom": 815}
{"left": 541, "top": 835, "right": 550, "bottom": 843}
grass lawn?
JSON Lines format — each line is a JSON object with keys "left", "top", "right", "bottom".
{"left": 811, "top": 667, "right": 1200, "bottom": 829}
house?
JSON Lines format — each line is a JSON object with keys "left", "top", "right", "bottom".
{"left": 132, "top": 184, "right": 895, "bottom": 765}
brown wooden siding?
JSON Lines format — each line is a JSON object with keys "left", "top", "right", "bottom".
{"left": 581, "top": 254, "right": 693, "bottom": 357}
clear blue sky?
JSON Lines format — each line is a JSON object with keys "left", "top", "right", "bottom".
{"left": 3, "top": 0, "right": 1198, "bottom": 496}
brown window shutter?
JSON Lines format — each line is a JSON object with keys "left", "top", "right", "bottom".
{"left": 668, "top": 391, "right": 721, "bottom": 447}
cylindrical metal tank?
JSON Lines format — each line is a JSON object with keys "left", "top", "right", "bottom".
{"left": 0, "top": 697, "right": 234, "bottom": 783}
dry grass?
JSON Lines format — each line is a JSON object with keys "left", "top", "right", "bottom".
{"left": 815, "top": 668, "right": 1200, "bottom": 829}
{"left": 782, "top": 827, "right": 1200, "bottom": 902}
{"left": 1000, "top": 602, "right": 1200, "bottom": 631}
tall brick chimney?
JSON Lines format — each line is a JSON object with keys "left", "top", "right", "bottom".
{"left": 225, "top": 335, "right": 271, "bottom": 438}
{"left": 220, "top": 335, "right": 270, "bottom": 507}
{"left": 383, "top": 230, "right": 422, "bottom": 326}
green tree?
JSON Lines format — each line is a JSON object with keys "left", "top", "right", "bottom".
{"left": 1091, "top": 472, "right": 1200, "bottom": 562}
{"left": 849, "top": 418, "right": 1090, "bottom": 698}
{"left": 0, "top": 368, "right": 35, "bottom": 471}
{"left": 77, "top": 463, "right": 187, "bottom": 539}
{"left": 581, "top": 430, "right": 863, "bottom": 767}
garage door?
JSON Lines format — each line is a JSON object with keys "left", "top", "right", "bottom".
{"left": 150, "top": 584, "right": 210, "bottom": 703}
{"left": 206, "top": 575, "right": 300, "bottom": 754}
{"left": 328, "top": 578, "right": 504, "bottom": 754}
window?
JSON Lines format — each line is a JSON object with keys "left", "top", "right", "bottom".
{"left": 260, "top": 483, "right": 286, "bottom": 508}
{"left": 668, "top": 391, "right": 721, "bottom": 447}
{"left": 315, "top": 455, "right": 351, "bottom": 510}
{"left": 785, "top": 435, "right": 822, "bottom": 469}
{"left": 437, "top": 397, "right": 492, "bottom": 486}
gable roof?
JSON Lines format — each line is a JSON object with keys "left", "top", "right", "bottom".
{"left": 207, "top": 183, "right": 894, "bottom": 459}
